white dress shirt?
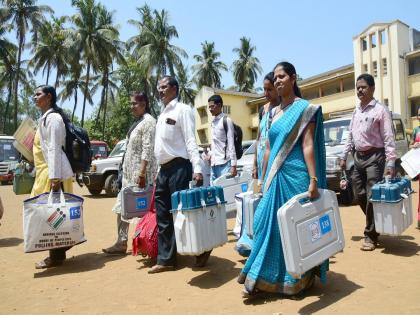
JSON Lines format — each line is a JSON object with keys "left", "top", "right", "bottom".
{"left": 39, "top": 108, "right": 73, "bottom": 180}
{"left": 154, "top": 98, "right": 202, "bottom": 174}
{"left": 210, "top": 112, "right": 237, "bottom": 166}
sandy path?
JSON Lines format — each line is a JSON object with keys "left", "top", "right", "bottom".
{"left": 0, "top": 182, "right": 419, "bottom": 315}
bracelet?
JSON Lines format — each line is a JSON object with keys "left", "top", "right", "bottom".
{"left": 139, "top": 174, "right": 146, "bottom": 178}
{"left": 310, "top": 176, "right": 318, "bottom": 182}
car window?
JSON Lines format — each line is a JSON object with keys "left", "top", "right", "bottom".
{"left": 243, "top": 142, "right": 256, "bottom": 155}
{"left": 323, "top": 119, "right": 351, "bottom": 145}
{"left": 109, "top": 142, "right": 126, "bottom": 157}
{"left": 91, "top": 145, "right": 108, "bottom": 157}
{"left": 392, "top": 119, "right": 405, "bottom": 141}
{"left": 0, "top": 139, "right": 19, "bottom": 162}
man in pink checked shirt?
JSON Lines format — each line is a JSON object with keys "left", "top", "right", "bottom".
{"left": 340, "top": 73, "right": 396, "bottom": 252}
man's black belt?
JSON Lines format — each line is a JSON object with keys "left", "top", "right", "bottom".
{"left": 160, "top": 157, "right": 189, "bottom": 169}
{"left": 356, "top": 147, "right": 385, "bottom": 156}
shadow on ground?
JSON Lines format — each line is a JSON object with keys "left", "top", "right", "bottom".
{"left": 187, "top": 255, "right": 241, "bottom": 289}
{"left": 33, "top": 252, "right": 126, "bottom": 278}
{"left": 379, "top": 235, "right": 420, "bottom": 257}
{"left": 242, "top": 271, "right": 362, "bottom": 313}
{"left": 0, "top": 237, "right": 23, "bottom": 247}
{"left": 351, "top": 235, "right": 419, "bottom": 257}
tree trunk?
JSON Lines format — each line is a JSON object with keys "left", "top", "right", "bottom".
{"left": 1, "top": 79, "right": 13, "bottom": 134}
{"left": 81, "top": 60, "right": 91, "bottom": 128}
{"left": 54, "top": 61, "right": 60, "bottom": 89}
{"left": 13, "top": 35, "right": 24, "bottom": 132}
{"left": 46, "top": 62, "right": 51, "bottom": 85}
{"left": 102, "top": 85, "right": 108, "bottom": 141}
{"left": 71, "top": 87, "right": 78, "bottom": 123}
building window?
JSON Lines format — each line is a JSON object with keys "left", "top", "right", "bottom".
{"left": 392, "top": 119, "right": 405, "bottom": 141}
{"left": 363, "top": 64, "right": 368, "bottom": 73}
{"left": 250, "top": 106, "right": 257, "bottom": 114}
{"left": 384, "top": 98, "right": 389, "bottom": 106}
{"left": 408, "top": 56, "right": 420, "bottom": 75}
{"left": 373, "top": 61, "right": 378, "bottom": 77}
{"left": 251, "top": 129, "right": 258, "bottom": 139}
{"left": 361, "top": 37, "right": 367, "bottom": 51}
{"left": 371, "top": 33, "right": 377, "bottom": 48}
{"left": 380, "top": 30, "right": 387, "bottom": 45}
{"left": 223, "top": 105, "right": 231, "bottom": 114}
{"left": 410, "top": 98, "right": 420, "bottom": 116}
{"left": 382, "top": 58, "right": 387, "bottom": 76}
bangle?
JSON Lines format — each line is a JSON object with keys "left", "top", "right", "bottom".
{"left": 310, "top": 176, "right": 318, "bottom": 182}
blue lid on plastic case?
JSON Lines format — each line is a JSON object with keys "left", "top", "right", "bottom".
{"left": 171, "top": 186, "right": 226, "bottom": 211}
{"left": 370, "top": 177, "right": 412, "bottom": 203}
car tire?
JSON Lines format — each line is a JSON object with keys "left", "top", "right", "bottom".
{"left": 104, "top": 174, "right": 119, "bottom": 197}
{"left": 88, "top": 187, "right": 102, "bottom": 195}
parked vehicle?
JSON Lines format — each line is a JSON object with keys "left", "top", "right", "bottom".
{"left": 82, "top": 140, "right": 126, "bottom": 196}
{"left": 0, "top": 135, "right": 20, "bottom": 185}
{"left": 90, "top": 140, "right": 109, "bottom": 160}
{"left": 324, "top": 113, "right": 409, "bottom": 205}
{"left": 236, "top": 140, "right": 255, "bottom": 173}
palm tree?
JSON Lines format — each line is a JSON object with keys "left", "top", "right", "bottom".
{"left": 231, "top": 37, "right": 262, "bottom": 92}
{"left": 128, "top": 6, "right": 187, "bottom": 83}
{"left": 176, "top": 63, "right": 196, "bottom": 106}
{"left": 71, "top": 0, "right": 120, "bottom": 127}
{"left": 0, "top": 24, "right": 17, "bottom": 133}
{"left": 58, "top": 59, "right": 84, "bottom": 122}
{"left": 30, "top": 16, "right": 69, "bottom": 87}
{"left": 192, "top": 41, "right": 227, "bottom": 89}
{"left": 0, "top": 0, "right": 53, "bottom": 131}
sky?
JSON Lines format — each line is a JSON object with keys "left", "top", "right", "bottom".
{"left": 15, "top": 0, "right": 420, "bottom": 119}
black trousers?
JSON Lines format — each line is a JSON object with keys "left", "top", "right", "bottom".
{"left": 352, "top": 150, "right": 385, "bottom": 242}
{"left": 155, "top": 158, "right": 192, "bottom": 266}
{"left": 50, "top": 183, "right": 71, "bottom": 261}
{"left": 50, "top": 247, "right": 70, "bottom": 261}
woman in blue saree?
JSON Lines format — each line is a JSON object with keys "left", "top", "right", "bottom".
{"left": 238, "top": 62, "right": 327, "bottom": 297}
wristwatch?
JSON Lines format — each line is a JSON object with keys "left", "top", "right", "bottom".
{"left": 310, "top": 176, "right": 318, "bottom": 182}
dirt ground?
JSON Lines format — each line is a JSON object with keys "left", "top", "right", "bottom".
{"left": 1, "top": 182, "right": 420, "bottom": 315}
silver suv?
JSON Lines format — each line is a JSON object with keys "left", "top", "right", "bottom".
{"left": 324, "top": 113, "right": 409, "bottom": 204}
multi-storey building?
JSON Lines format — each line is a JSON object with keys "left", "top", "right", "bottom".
{"left": 194, "top": 20, "right": 420, "bottom": 146}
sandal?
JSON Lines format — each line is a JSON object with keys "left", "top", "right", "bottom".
{"left": 102, "top": 243, "right": 127, "bottom": 255}
{"left": 241, "top": 288, "right": 266, "bottom": 299}
{"left": 35, "top": 257, "right": 63, "bottom": 269}
{"left": 360, "top": 240, "right": 376, "bottom": 251}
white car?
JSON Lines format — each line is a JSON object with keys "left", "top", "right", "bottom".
{"left": 82, "top": 140, "right": 126, "bottom": 196}
{"left": 237, "top": 140, "right": 256, "bottom": 173}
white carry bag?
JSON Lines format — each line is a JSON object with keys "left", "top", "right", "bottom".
{"left": 213, "top": 171, "right": 252, "bottom": 212}
{"left": 23, "top": 190, "right": 86, "bottom": 253}
{"left": 277, "top": 189, "right": 345, "bottom": 278}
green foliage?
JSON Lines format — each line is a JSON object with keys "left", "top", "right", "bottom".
{"left": 231, "top": 37, "right": 262, "bottom": 92}
{"left": 86, "top": 93, "right": 133, "bottom": 146}
{"left": 192, "top": 41, "right": 227, "bottom": 89}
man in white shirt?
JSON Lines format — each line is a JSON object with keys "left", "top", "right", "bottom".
{"left": 149, "top": 76, "right": 207, "bottom": 274}
{"left": 208, "top": 95, "right": 237, "bottom": 184}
